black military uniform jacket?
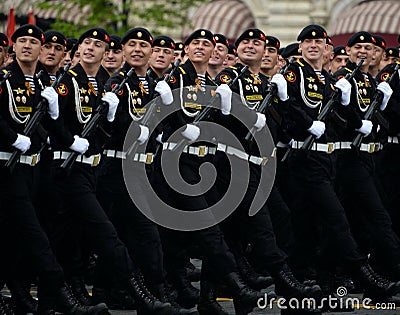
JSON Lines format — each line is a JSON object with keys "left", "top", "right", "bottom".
{"left": 163, "top": 59, "right": 217, "bottom": 141}
{"left": 0, "top": 61, "right": 45, "bottom": 154}
{"left": 103, "top": 62, "right": 156, "bottom": 152}
{"left": 284, "top": 58, "right": 337, "bottom": 142}
{"left": 214, "top": 63, "right": 268, "bottom": 153}
{"left": 48, "top": 63, "right": 109, "bottom": 156}
{"left": 376, "top": 61, "right": 400, "bottom": 137}
{"left": 333, "top": 61, "right": 377, "bottom": 142}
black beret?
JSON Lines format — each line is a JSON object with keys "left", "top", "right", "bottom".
{"left": 385, "top": 47, "right": 400, "bottom": 58}
{"left": 297, "top": 24, "right": 327, "bottom": 41}
{"left": 44, "top": 30, "right": 66, "bottom": 47}
{"left": 174, "top": 42, "right": 185, "bottom": 51}
{"left": 347, "top": 31, "right": 376, "bottom": 47}
{"left": 66, "top": 38, "right": 78, "bottom": 52}
{"left": 281, "top": 43, "right": 301, "bottom": 59}
{"left": 121, "top": 27, "right": 153, "bottom": 45}
{"left": 152, "top": 35, "right": 175, "bottom": 49}
{"left": 235, "top": 28, "right": 266, "bottom": 47}
{"left": 333, "top": 45, "right": 347, "bottom": 58}
{"left": 109, "top": 35, "right": 122, "bottom": 50}
{"left": 70, "top": 44, "right": 79, "bottom": 59}
{"left": 214, "top": 34, "right": 229, "bottom": 48}
{"left": 228, "top": 43, "right": 237, "bottom": 56}
{"left": 373, "top": 35, "right": 386, "bottom": 49}
{"left": 12, "top": 24, "right": 45, "bottom": 44}
{"left": 78, "top": 27, "right": 110, "bottom": 44}
{"left": 265, "top": 35, "right": 280, "bottom": 49}
{"left": 0, "top": 32, "right": 9, "bottom": 47}
{"left": 184, "top": 29, "right": 215, "bottom": 46}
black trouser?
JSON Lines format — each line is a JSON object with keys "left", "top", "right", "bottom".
{"left": 96, "top": 158, "right": 164, "bottom": 286}
{"left": 287, "top": 150, "right": 365, "bottom": 273}
{"left": 214, "top": 152, "right": 287, "bottom": 271}
{"left": 49, "top": 162, "right": 134, "bottom": 284}
{"left": 155, "top": 153, "right": 237, "bottom": 277}
{"left": 0, "top": 163, "right": 64, "bottom": 292}
{"left": 336, "top": 150, "right": 400, "bottom": 269}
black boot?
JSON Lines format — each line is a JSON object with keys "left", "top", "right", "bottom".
{"left": 357, "top": 264, "right": 400, "bottom": 297}
{"left": 197, "top": 280, "right": 228, "bottom": 315}
{"left": 151, "top": 284, "right": 199, "bottom": 315}
{"left": 186, "top": 262, "right": 201, "bottom": 283}
{"left": 223, "top": 272, "right": 262, "bottom": 315}
{"left": 169, "top": 268, "right": 199, "bottom": 308}
{"left": 128, "top": 275, "right": 172, "bottom": 314}
{"left": 0, "top": 294, "right": 14, "bottom": 315}
{"left": 67, "top": 276, "right": 93, "bottom": 306}
{"left": 236, "top": 256, "right": 274, "bottom": 290}
{"left": 38, "top": 285, "right": 109, "bottom": 315}
{"left": 272, "top": 264, "right": 322, "bottom": 298}
{"left": 6, "top": 279, "right": 37, "bottom": 314}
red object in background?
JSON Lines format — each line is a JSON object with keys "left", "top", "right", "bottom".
{"left": 6, "top": 6, "right": 16, "bottom": 44}
{"left": 28, "top": 7, "right": 36, "bottom": 25}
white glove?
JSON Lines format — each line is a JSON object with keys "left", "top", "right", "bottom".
{"left": 334, "top": 78, "right": 351, "bottom": 106}
{"left": 137, "top": 125, "right": 150, "bottom": 145}
{"left": 156, "top": 132, "right": 163, "bottom": 144}
{"left": 155, "top": 80, "right": 173, "bottom": 105}
{"left": 215, "top": 84, "right": 232, "bottom": 115}
{"left": 102, "top": 92, "right": 119, "bottom": 122}
{"left": 41, "top": 87, "right": 59, "bottom": 120}
{"left": 69, "top": 135, "right": 89, "bottom": 154}
{"left": 12, "top": 134, "right": 31, "bottom": 154}
{"left": 254, "top": 113, "right": 266, "bottom": 131}
{"left": 377, "top": 81, "right": 393, "bottom": 111}
{"left": 307, "top": 121, "right": 325, "bottom": 139}
{"left": 181, "top": 124, "right": 200, "bottom": 142}
{"left": 271, "top": 74, "right": 289, "bottom": 101}
{"left": 355, "top": 120, "right": 373, "bottom": 136}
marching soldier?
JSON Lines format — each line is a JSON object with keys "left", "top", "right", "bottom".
{"left": 0, "top": 33, "right": 9, "bottom": 68}
{"left": 173, "top": 41, "right": 185, "bottom": 63}
{"left": 101, "top": 35, "right": 124, "bottom": 77}
{"left": 369, "top": 35, "right": 386, "bottom": 78}
{"left": 380, "top": 46, "right": 400, "bottom": 69}
{"left": 46, "top": 26, "right": 171, "bottom": 314}
{"left": 222, "top": 44, "right": 237, "bottom": 69}
{"left": 283, "top": 25, "right": 399, "bottom": 303}
{"left": 0, "top": 24, "right": 109, "bottom": 315}
{"left": 333, "top": 32, "right": 400, "bottom": 289}
{"left": 322, "top": 36, "right": 334, "bottom": 72}
{"left": 329, "top": 45, "right": 348, "bottom": 74}
{"left": 260, "top": 35, "right": 280, "bottom": 79}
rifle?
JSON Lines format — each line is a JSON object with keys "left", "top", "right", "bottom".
{"left": 60, "top": 67, "right": 136, "bottom": 171}
{"left": 351, "top": 62, "right": 400, "bottom": 150}
{"left": 0, "top": 70, "right": 11, "bottom": 86}
{"left": 245, "top": 57, "right": 295, "bottom": 142}
{"left": 126, "top": 59, "right": 181, "bottom": 157}
{"left": 300, "top": 59, "right": 364, "bottom": 151}
{"left": 167, "top": 65, "right": 249, "bottom": 154}
{"left": 5, "top": 64, "right": 71, "bottom": 171}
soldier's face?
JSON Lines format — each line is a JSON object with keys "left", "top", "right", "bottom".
{"left": 237, "top": 39, "right": 265, "bottom": 65}
{"left": 299, "top": 38, "right": 326, "bottom": 63}
{"left": 370, "top": 46, "right": 384, "bottom": 66}
{"left": 223, "top": 53, "right": 236, "bottom": 68}
{"left": 150, "top": 46, "right": 174, "bottom": 71}
{"left": 79, "top": 37, "right": 107, "bottom": 65}
{"left": 40, "top": 42, "right": 66, "bottom": 68}
{"left": 330, "top": 55, "right": 349, "bottom": 74}
{"left": 13, "top": 36, "right": 42, "bottom": 64}
{"left": 261, "top": 46, "right": 278, "bottom": 71}
{"left": 346, "top": 43, "right": 374, "bottom": 67}
{"left": 185, "top": 39, "right": 214, "bottom": 65}
{"left": 0, "top": 46, "right": 8, "bottom": 67}
{"left": 209, "top": 43, "right": 228, "bottom": 67}
{"left": 123, "top": 39, "right": 152, "bottom": 69}
{"left": 102, "top": 48, "right": 124, "bottom": 73}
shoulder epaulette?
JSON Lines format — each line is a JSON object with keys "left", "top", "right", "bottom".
{"left": 228, "top": 66, "right": 238, "bottom": 70}
{"left": 344, "top": 67, "right": 353, "bottom": 73}
{"left": 119, "top": 71, "right": 125, "bottom": 76}
{"left": 296, "top": 60, "right": 304, "bottom": 67}
{"left": 178, "top": 66, "right": 186, "bottom": 74}
{"left": 2, "top": 69, "right": 7, "bottom": 74}
{"left": 396, "top": 61, "right": 400, "bottom": 65}
{"left": 68, "top": 69, "right": 78, "bottom": 77}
